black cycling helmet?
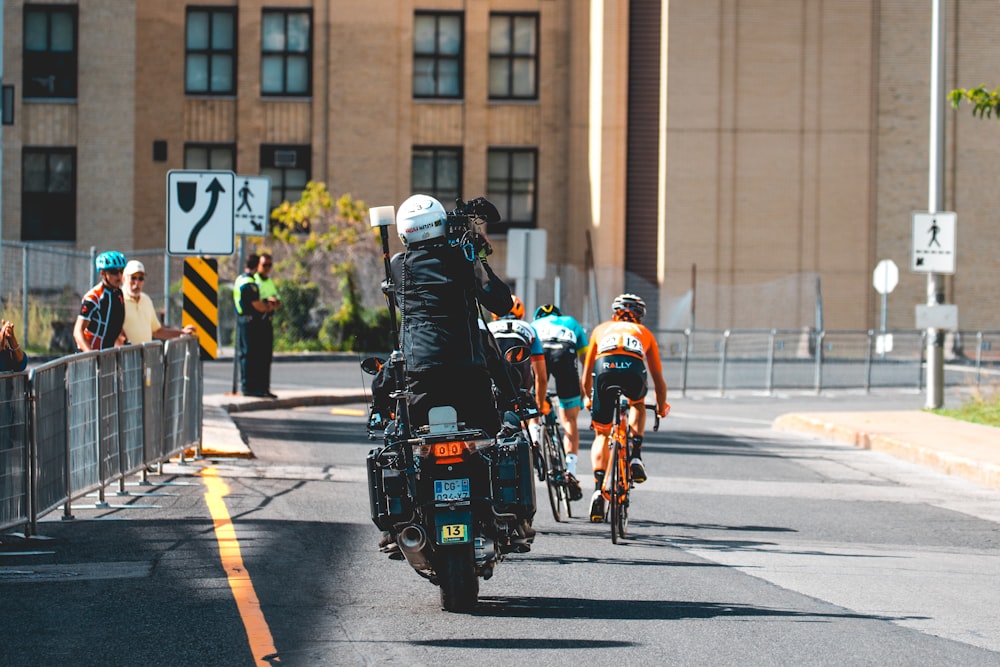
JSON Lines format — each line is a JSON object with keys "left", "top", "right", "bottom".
{"left": 611, "top": 293, "right": 646, "bottom": 323}
{"left": 95, "top": 250, "right": 128, "bottom": 271}
{"left": 533, "top": 303, "right": 562, "bottom": 320}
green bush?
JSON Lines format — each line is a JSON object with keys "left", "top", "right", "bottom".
{"left": 320, "top": 304, "right": 393, "bottom": 352}
{"left": 273, "top": 280, "right": 320, "bottom": 346}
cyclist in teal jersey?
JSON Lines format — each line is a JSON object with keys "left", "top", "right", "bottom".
{"left": 532, "top": 303, "right": 588, "bottom": 499}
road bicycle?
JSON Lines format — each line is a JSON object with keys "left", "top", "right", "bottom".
{"left": 511, "top": 390, "right": 575, "bottom": 523}
{"left": 538, "top": 393, "right": 573, "bottom": 522}
{"left": 600, "top": 390, "right": 659, "bottom": 544}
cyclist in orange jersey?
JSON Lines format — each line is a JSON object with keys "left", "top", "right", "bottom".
{"left": 581, "top": 293, "right": 669, "bottom": 522}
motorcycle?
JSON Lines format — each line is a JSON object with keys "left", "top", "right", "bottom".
{"left": 361, "top": 197, "right": 536, "bottom": 612}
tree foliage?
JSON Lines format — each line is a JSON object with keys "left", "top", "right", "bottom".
{"left": 256, "top": 182, "right": 392, "bottom": 351}
{"left": 949, "top": 85, "right": 1000, "bottom": 120}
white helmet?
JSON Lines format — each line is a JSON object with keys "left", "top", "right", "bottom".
{"left": 396, "top": 194, "right": 447, "bottom": 247}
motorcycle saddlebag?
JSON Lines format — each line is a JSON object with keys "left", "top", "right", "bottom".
{"left": 367, "top": 448, "right": 411, "bottom": 530}
{"left": 493, "top": 435, "right": 536, "bottom": 520}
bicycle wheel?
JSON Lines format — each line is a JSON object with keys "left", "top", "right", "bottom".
{"left": 616, "top": 448, "right": 629, "bottom": 540}
{"left": 548, "top": 418, "right": 573, "bottom": 518}
{"left": 543, "top": 420, "right": 571, "bottom": 522}
{"left": 609, "top": 438, "right": 623, "bottom": 544}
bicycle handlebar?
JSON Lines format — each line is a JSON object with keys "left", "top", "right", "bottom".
{"left": 645, "top": 403, "right": 661, "bottom": 432}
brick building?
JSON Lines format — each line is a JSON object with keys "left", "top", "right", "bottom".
{"left": 2, "top": 0, "right": 998, "bottom": 331}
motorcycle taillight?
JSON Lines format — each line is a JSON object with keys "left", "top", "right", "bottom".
{"left": 414, "top": 438, "right": 492, "bottom": 464}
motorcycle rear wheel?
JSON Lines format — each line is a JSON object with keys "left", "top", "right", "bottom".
{"left": 437, "top": 544, "right": 479, "bottom": 612}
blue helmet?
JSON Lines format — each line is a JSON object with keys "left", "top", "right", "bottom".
{"left": 534, "top": 304, "right": 562, "bottom": 320}
{"left": 95, "top": 250, "right": 127, "bottom": 271}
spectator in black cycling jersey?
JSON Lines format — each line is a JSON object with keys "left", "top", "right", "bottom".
{"left": 74, "top": 250, "right": 128, "bottom": 352}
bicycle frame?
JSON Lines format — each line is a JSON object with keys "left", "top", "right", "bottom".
{"left": 600, "top": 393, "right": 661, "bottom": 544}
{"left": 601, "top": 391, "right": 632, "bottom": 543}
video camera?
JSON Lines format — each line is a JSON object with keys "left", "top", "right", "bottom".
{"left": 446, "top": 196, "right": 501, "bottom": 256}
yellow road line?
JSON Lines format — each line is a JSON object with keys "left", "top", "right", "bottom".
{"left": 201, "top": 467, "right": 278, "bottom": 666}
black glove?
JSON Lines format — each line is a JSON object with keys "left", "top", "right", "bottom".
{"left": 473, "top": 233, "right": 493, "bottom": 258}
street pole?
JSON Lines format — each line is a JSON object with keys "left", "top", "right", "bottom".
{"left": 925, "top": 0, "right": 946, "bottom": 409}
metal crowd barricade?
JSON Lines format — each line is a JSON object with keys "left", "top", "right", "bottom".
{"left": 0, "top": 372, "right": 30, "bottom": 533}
{"left": 3, "top": 335, "right": 204, "bottom": 536}
{"left": 654, "top": 327, "right": 1000, "bottom": 397}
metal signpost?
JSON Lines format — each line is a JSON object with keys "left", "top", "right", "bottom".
{"left": 506, "top": 228, "right": 548, "bottom": 318}
{"left": 921, "top": 0, "right": 948, "bottom": 409}
{"left": 873, "top": 259, "right": 898, "bottom": 354}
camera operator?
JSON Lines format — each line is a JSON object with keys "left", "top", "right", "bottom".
{"left": 376, "top": 194, "right": 515, "bottom": 435}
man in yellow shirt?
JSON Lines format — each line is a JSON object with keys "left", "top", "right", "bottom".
{"left": 121, "top": 260, "right": 195, "bottom": 344}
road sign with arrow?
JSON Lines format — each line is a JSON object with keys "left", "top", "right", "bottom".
{"left": 167, "top": 170, "right": 235, "bottom": 256}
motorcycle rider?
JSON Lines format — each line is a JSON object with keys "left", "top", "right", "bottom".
{"left": 531, "top": 303, "right": 588, "bottom": 500}
{"left": 581, "top": 293, "right": 670, "bottom": 522}
{"left": 370, "top": 194, "right": 516, "bottom": 434}
{"left": 372, "top": 194, "right": 533, "bottom": 555}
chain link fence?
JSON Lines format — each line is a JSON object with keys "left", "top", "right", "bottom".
{"left": 1, "top": 242, "right": 182, "bottom": 351}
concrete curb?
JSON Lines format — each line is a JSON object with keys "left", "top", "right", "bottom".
{"left": 194, "top": 391, "right": 369, "bottom": 458}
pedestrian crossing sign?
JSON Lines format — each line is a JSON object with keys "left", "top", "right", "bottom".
{"left": 233, "top": 175, "right": 272, "bottom": 236}
{"left": 911, "top": 211, "right": 956, "bottom": 274}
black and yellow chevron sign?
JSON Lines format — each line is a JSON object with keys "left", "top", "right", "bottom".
{"left": 183, "top": 257, "right": 218, "bottom": 359}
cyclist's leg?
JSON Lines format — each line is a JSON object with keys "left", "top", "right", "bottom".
{"left": 550, "top": 351, "right": 584, "bottom": 459}
{"left": 628, "top": 401, "right": 646, "bottom": 452}
{"left": 588, "top": 366, "right": 619, "bottom": 521}
{"left": 622, "top": 372, "right": 649, "bottom": 483}
{"left": 560, "top": 402, "right": 581, "bottom": 457}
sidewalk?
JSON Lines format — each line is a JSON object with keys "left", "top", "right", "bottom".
{"left": 774, "top": 411, "right": 1000, "bottom": 491}
{"left": 198, "top": 388, "right": 368, "bottom": 459}
{"left": 196, "top": 388, "right": 1000, "bottom": 493}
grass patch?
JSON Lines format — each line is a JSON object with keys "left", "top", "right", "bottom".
{"left": 933, "top": 386, "right": 1000, "bottom": 428}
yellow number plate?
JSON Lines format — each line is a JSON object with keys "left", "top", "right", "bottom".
{"left": 439, "top": 523, "right": 469, "bottom": 543}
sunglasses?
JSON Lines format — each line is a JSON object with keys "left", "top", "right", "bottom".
{"left": 260, "top": 263, "right": 273, "bottom": 268}
{"left": 104, "top": 268, "right": 123, "bottom": 276}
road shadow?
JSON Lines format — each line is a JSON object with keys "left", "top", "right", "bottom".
{"left": 410, "top": 638, "right": 636, "bottom": 650}
{"left": 469, "top": 595, "right": 928, "bottom": 622}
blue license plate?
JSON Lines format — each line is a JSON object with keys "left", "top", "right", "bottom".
{"left": 434, "top": 478, "right": 470, "bottom": 501}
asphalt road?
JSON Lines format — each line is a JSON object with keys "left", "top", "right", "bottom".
{"left": 4, "top": 361, "right": 998, "bottom": 665}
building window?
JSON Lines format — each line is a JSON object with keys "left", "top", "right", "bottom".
{"left": 260, "top": 145, "right": 311, "bottom": 209}
{"left": 489, "top": 13, "right": 538, "bottom": 100}
{"left": 23, "top": 5, "right": 78, "bottom": 99}
{"left": 185, "top": 8, "right": 236, "bottom": 95}
{"left": 184, "top": 143, "right": 235, "bottom": 171}
{"left": 487, "top": 148, "right": 537, "bottom": 229}
{"left": 412, "top": 147, "right": 463, "bottom": 207}
{"left": 22, "top": 148, "right": 76, "bottom": 242}
{"left": 413, "top": 12, "right": 463, "bottom": 99}
{"left": 261, "top": 10, "right": 312, "bottom": 96}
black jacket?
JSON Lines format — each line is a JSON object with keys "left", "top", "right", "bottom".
{"left": 391, "top": 243, "right": 512, "bottom": 372}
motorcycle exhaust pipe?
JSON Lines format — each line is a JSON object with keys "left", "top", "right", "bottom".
{"left": 398, "top": 524, "right": 434, "bottom": 573}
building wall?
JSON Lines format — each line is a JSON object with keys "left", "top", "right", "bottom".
{"left": 662, "top": 0, "right": 877, "bottom": 330}
{"left": 4, "top": 0, "right": 1000, "bottom": 331}
{"left": 875, "top": 0, "right": 1000, "bottom": 332}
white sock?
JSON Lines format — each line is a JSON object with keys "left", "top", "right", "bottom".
{"left": 566, "top": 453, "right": 577, "bottom": 475}
{"left": 528, "top": 423, "right": 543, "bottom": 446}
